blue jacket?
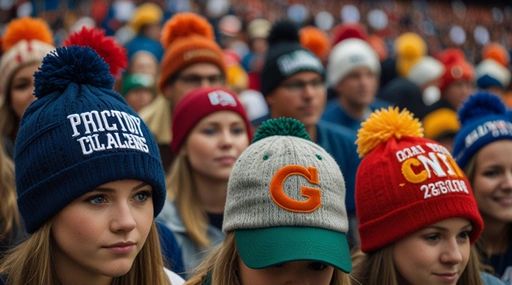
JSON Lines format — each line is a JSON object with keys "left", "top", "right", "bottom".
{"left": 322, "top": 98, "right": 391, "bottom": 133}
{"left": 316, "top": 120, "right": 360, "bottom": 213}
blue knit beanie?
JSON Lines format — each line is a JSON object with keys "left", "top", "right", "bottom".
{"left": 453, "top": 92, "right": 512, "bottom": 170}
{"left": 15, "top": 46, "right": 166, "bottom": 233}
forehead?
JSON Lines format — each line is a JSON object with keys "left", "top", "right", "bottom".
{"left": 180, "top": 63, "right": 223, "bottom": 76}
{"left": 477, "top": 139, "right": 512, "bottom": 165}
{"left": 281, "top": 71, "right": 323, "bottom": 83}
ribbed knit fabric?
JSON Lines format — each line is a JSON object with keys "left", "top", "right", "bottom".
{"left": 356, "top": 136, "right": 483, "bottom": 252}
{"left": 15, "top": 46, "right": 166, "bottom": 233}
{"left": 453, "top": 92, "right": 512, "bottom": 170}
{"left": 356, "top": 108, "right": 483, "bottom": 253}
{"left": 171, "top": 87, "right": 252, "bottom": 153}
{"left": 223, "top": 120, "right": 348, "bottom": 233}
{"left": 158, "top": 13, "right": 225, "bottom": 92}
{"left": 260, "top": 20, "right": 324, "bottom": 96}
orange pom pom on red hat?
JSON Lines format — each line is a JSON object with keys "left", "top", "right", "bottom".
{"left": 159, "top": 12, "right": 225, "bottom": 93}
{"left": 64, "top": 27, "right": 127, "bottom": 79}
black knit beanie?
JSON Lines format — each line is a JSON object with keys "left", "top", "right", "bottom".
{"left": 260, "top": 20, "right": 325, "bottom": 96}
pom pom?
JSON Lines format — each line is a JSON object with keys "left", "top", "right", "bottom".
{"left": 458, "top": 92, "right": 507, "bottom": 125}
{"left": 253, "top": 117, "right": 310, "bottom": 143}
{"left": 130, "top": 3, "right": 163, "bottom": 33}
{"left": 395, "top": 33, "right": 426, "bottom": 59}
{"left": 300, "top": 26, "right": 330, "bottom": 60}
{"left": 64, "top": 27, "right": 127, "bottom": 79}
{"left": 2, "top": 17, "right": 53, "bottom": 53}
{"left": 34, "top": 46, "right": 114, "bottom": 99}
{"left": 357, "top": 107, "right": 423, "bottom": 158}
{"left": 267, "top": 20, "right": 300, "bottom": 46}
{"left": 161, "top": 12, "right": 214, "bottom": 49}
{"left": 331, "top": 23, "right": 368, "bottom": 47}
{"left": 482, "top": 42, "right": 509, "bottom": 67}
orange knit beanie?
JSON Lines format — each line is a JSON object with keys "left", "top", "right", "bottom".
{"left": 159, "top": 12, "right": 226, "bottom": 92}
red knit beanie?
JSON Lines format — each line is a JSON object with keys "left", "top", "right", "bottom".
{"left": 171, "top": 87, "right": 252, "bottom": 153}
{"left": 159, "top": 13, "right": 226, "bottom": 93}
{"left": 437, "top": 48, "right": 474, "bottom": 92}
{"left": 355, "top": 107, "right": 483, "bottom": 253}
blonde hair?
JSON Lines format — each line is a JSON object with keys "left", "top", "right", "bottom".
{"left": 0, "top": 133, "right": 20, "bottom": 244}
{"left": 0, "top": 220, "right": 171, "bottom": 285}
{"left": 350, "top": 245, "right": 483, "bottom": 285}
{"left": 186, "top": 232, "right": 351, "bottom": 285}
{"left": 165, "top": 154, "right": 211, "bottom": 248}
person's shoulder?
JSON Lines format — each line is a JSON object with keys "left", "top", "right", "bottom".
{"left": 317, "top": 120, "right": 357, "bottom": 141}
{"left": 164, "top": 267, "right": 185, "bottom": 285}
{"left": 480, "top": 272, "right": 507, "bottom": 285}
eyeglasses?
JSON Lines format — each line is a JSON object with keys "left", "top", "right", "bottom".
{"left": 175, "top": 74, "right": 225, "bottom": 88}
{"left": 279, "top": 79, "right": 325, "bottom": 93}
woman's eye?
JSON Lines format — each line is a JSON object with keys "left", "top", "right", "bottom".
{"left": 483, "top": 170, "right": 499, "bottom": 177}
{"left": 425, "top": 234, "right": 440, "bottom": 242}
{"left": 309, "top": 262, "right": 328, "bottom": 271}
{"left": 13, "top": 82, "right": 30, "bottom": 90}
{"left": 458, "top": 231, "right": 470, "bottom": 240}
{"left": 88, "top": 195, "right": 106, "bottom": 205}
{"left": 134, "top": 191, "right": 152, "bottom": 202}
{"left": 201, "top": 128, "right": 216, "bottom": 135}
{"left": 231, "top": 127, "right": 245, "bottom": 135}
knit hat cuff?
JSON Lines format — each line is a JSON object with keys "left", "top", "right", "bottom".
{"left": 17, "top": 151, "right": 165, "bottom": 233}
{"left": 358, "top": 194, "right": 483, "bottom": 253}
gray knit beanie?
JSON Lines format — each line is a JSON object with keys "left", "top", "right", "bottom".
{"left": 223, "top": 118, "right": 351, "bottom": 273}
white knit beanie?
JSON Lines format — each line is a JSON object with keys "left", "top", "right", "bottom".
{"left": 408, "top": 56, "right": 445, "bottom": 87}
{"left": 476, "top": 58, "right": 511, "bottom": 89}
{"left": 327, "top": 38, "right": 380, "bottom": 86}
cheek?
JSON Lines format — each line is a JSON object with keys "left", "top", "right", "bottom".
{"left": 52, "top": 210, "right": 100, "bottom": 250}
{"left": 473, "top": 176, "right": 496, "bottom": 197}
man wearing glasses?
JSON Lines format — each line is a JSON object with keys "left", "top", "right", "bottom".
{"left": 254, "top": 20, "right": 361, "bottom": 246}
{"left": 140, "top": 13, "right": 227, "bottom": 172}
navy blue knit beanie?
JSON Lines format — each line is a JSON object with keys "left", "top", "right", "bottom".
{"left": 453, "top": 92, "right": 512, "bottom": 170}
{"left": 15, "top": 46, "right": 166, "bottom": 233}
{"left": 260, "top": 20, "right": 325, "bottom": 96}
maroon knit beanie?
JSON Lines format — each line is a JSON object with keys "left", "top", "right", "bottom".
{"left": 171, "top": 87, "right": 253, "bottom": 153}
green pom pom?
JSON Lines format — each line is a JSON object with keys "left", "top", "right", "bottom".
{"left": 252, "top": 117, "right": 311, "bottom": 143}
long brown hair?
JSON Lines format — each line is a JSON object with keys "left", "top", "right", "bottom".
{"left": 350, "top": 245, "right": 483, "bottom": 285}
{"left": 186, "top": 232, "right": 351, "bottom": 285}
{"left": 0, "top": 220, "right": 172, "bottom": 285}
{"left": 0, "top": 134, "right": 20, "bottom": 243}
{"left": 166, "top": 154, "right": 211, "bottom": 248}
{"left": 464, "top": 155, "right": 510, "bottom": 274}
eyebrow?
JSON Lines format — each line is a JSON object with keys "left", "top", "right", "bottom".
{"left": 425, "top": 222, "right": 472, "bottom": 231}
{"left": 94, "top": 182, "right": 150, "bottom": 193}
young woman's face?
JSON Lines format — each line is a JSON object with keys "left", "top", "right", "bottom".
{"left": 237, "top": 259, "right": 335, "bottom": 285}
{"left": 51, "top": 180, "right": 154, "bottom": 282}
{"left": 9, "top": 62, "right": 39, "bottom": 120}
{"left": 184, "top": 110, "right": 249, "bottom": 181}
{"left": 392, "top": 218, "right": 472, "bottom": 285}
{"left": 473, "top": 140, "right": 512, "bottom": 223}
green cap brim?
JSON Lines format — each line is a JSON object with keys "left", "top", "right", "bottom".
{"left": 235, "top": 227, "right": 352, "bottom": 273}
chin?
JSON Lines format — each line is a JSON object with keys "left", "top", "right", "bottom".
{"left": 100, "top": 262, "right": 134, "bottom": 278}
